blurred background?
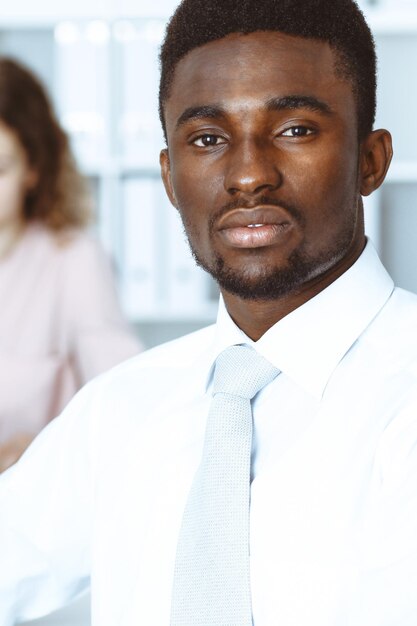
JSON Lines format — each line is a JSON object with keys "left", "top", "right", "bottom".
{"left": 0, "top": 0, "right": 415, "bottom": 623}
{"left": 1, "top": 0, "right": 417, "bottom": 353}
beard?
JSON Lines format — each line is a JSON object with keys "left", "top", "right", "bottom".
{"left": 180, "top": 197, "right": 359, "bottom": 301}
{"left": 188, "top": 238, "right": 354, "bottom": 300}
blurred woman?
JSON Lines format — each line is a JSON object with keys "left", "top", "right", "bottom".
{"left": 0, "top": 57, "right": 141, "bottom": 471}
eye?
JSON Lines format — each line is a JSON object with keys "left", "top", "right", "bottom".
{"left": 281, "top": 126, "right": 314, "bottom": 138}
{"left": 192, "top": 134, "right": 226, "bottom": 147}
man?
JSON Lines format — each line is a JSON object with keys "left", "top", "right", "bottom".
{"left": 1, "top": 0, "right": 417, "bottom": 624}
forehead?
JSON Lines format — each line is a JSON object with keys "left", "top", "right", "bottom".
{"left": 164, "top": 31, "right": 356, "bottom": 131}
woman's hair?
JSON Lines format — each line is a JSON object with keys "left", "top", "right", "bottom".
{"left": 0, "top": 57, "right": 92, "bottom": 230}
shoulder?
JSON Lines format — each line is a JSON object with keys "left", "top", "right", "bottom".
{"left": 64, "top": 323, "right": 216, "bottom": 430}
{"left": 24, "top": 222, "right": 103, "bottom": 265}
{"left": 384, "top": 286, "right": 417, "bottom": 320}
{"left": 365, "top": 286, "right": 417, "bottom": 371}
{"left": 84, "top": 323, "right": 216, "bottom": 399}
{"left": 101, "top": 323, "right": 217, "bottom": 383}
{"left": 360, "top": 287, "right": 417, "bottom": 435}
{"left": 53, "top": 228, "right": 105, "bottom": 264}
{"left": 335, "top": 286, "right": 417, "bottom": 485}
{"left": 47, "top": 228, "right": 114, "bottom": 288}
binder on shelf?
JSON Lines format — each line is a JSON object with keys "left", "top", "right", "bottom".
{"left": 1, "top": 0, "right": 113, "bottom": 20}
{"left": 54, "top": 21, "right": 110, "bottom": 169}
{"left": 159, "top": 185, "right": 211, "bottom": 316}
{"left": 120, "top": 178, "right": 160, "bottom": 318}
{"left": 116, "top": 20, "right": 165, "bottom": 169}
{"left": 375, "top": 35, "right": 417, "bottom": 162}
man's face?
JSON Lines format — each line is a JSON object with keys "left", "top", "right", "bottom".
{"left": 161, "top": 31, "right": 365, "bottom": 300}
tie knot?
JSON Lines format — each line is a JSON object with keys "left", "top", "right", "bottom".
{"left": 212, "top": 344, "right": 279, "bottom": 400}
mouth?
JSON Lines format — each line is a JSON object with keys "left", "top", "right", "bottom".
{"left": 216, "top": 206, "right": 293, "bottom": 249}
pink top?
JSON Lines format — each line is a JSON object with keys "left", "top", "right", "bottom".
{"left": 0, "top": 222, "right": 141, "bottom": 442}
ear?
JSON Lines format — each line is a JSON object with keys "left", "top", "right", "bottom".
{"left": 359, "top": 129, "right": 393, "bottom": 197}
{"left": 160, "top": 148, "right": 178, "bottom": 208}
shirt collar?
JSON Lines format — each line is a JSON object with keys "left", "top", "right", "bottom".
{"left": 203, "top": 241, "right": 394, "bottom": 399}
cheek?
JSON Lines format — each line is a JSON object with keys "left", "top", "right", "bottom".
{"left": 171, "top": 174, "right": 217, "bottom": 260}
{"left": 171, "top": 167, "right": 211, "bottom": 227}
{"left": 284, "top": 147, "right": 360, "bottom": 249}
{"left": 289, "top": 144, "right": 358, "bottom": 208}
{"left": 0, "top": 174, "right": 27, "bottom": 219}
{"left": 170, "top": 148, "right": 224, "bottom": 203}
{"left": 318, "top": 156, "right": 359, "bottom": 220}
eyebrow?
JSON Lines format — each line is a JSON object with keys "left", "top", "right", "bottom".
{"left": 175, "top": 95, "right": 333, "bottom": 130}
{"left": 266, "top": 95, "right": 334, "bottom": 115}
{"left": 175, "top": 105, "right": 226, "bottom": 130}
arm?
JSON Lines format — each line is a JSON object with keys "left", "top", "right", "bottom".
{"left": 0, "top": 383, "right": 96, "bottom": 625}
{"left": 61, "top": 233, "right": 142, "bottom": 384}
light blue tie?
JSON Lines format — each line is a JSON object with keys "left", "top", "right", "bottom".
{"left": 170, "top": 344, "right": 280, "bottom": 625}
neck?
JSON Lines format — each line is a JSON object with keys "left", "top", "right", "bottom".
{"left": 221, "top": 239, "right": 366, "bottom": 341}
{"left": 222, "top": 291, "right": 315, "bottom": 341}
{"left": 0, "top": 219, "right": 25, "bottom": 260}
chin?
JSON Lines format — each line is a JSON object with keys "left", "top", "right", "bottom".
{"left": 193, "top": 256, "right": 306, "bottom": 300}
{"left": 192, "top": 243, "right": 353, "bottom": 301}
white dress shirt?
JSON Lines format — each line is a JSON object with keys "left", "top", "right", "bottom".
{"left": 1, "top": 241, "right": 417, "bottom": 626}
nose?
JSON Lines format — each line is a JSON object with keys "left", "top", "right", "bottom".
{"left": 224, "top": 138, "right": 283, "bottom": 195}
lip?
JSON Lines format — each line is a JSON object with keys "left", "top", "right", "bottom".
{"left": 216, "top": 206, "right": 293, "bottom": 249}
{"left": 217, "top": 206, "right": 291, "bottom": 230}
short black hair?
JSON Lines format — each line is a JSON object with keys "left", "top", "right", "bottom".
{"left": 159, "top": 0, "right": 376, "bottom": 141}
